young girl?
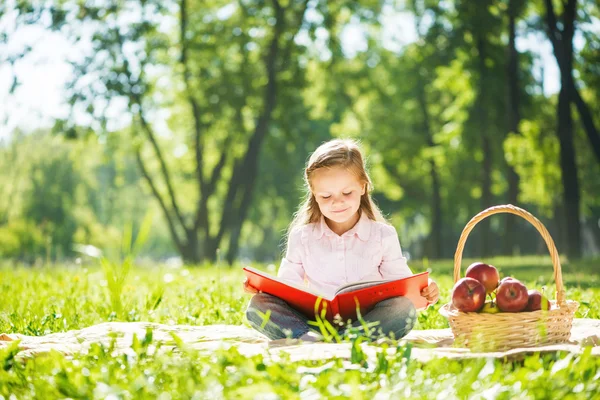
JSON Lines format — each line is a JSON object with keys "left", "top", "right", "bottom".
{"left": 244, "top": 139, "right": 439, "bottom": 342}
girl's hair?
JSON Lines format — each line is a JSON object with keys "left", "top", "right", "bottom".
{"left": 287, "top": 139, "right": 387, "bottom": 238}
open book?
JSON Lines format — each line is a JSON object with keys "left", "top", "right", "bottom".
{"left": 243, "top": 266, "right": 429, "bottom": 322}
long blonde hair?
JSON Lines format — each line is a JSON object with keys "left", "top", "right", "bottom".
{"left": 287, "top": 139, "right": 387, "bottom": 239}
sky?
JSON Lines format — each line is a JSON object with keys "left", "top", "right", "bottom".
{"left": 0, "top": 5, "right": 581, "bottom": 141}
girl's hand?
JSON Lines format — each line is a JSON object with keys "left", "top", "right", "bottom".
{"left": 243, "top": 278, "right": 260, "bottom": 294}
{"left": 421, "top": 279, "right": 439, "bottom": 305}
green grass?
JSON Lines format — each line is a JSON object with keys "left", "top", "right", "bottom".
{"left": 0, "top": 256, "right": 599, "bottom": 399}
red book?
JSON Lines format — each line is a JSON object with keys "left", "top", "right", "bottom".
{"left": 243, "top": 266, "right": 429, "bottom": 322}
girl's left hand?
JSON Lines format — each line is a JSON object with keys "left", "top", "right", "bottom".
{"left": 421, "top": 279, "right": 439, "bottom": 305}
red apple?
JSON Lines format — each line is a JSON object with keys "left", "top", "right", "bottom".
{"left": 465, "top": 262, "right": 500, "bottom": 293}
{"left": 496, "top": 279, "right": 529, "bottom": 312}
{"left": 524, "top": 289, "right": 550, "bottom": 311}
{"left": 451, "top": 277, "right": 486, "bottom": 312}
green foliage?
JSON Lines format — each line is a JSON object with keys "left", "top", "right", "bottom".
{"left": 505, "top": 115, "right": 562, "bottom": 215}
{"left": 1, "top": 343, "right": 599, "bottom": 399}
{"left": 98, "top": 210, "right": 154, "bottom": 318}
{"left": 0, "top": 133, "right": 82, "bottom": 262}
{"left": 0, "top": 220, "right": 45, "bottom": 261}
{"left": 0, "top": 131, "right": 176, "bottom": 263}
{"left": 3, "top": 0, "right": 600, "bottom": 263}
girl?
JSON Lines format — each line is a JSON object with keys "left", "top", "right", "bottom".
{"left": 244, "top": 139, "right": 439, "bottom": 342}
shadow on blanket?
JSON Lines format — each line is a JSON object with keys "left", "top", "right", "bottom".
{"left": 1, "top": 319, "right": 599, "bottom": 363}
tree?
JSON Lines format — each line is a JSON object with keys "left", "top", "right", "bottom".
{"left": 548, "top": 1, "right": 600, "bottom": 164}
{"left": 542, "top": 0, "right": 582, "bottom": 258}
{"left": 448, "top": 0, "right": 509, "bottom": 256}
{"left": 503, "top": 0, "right": 526, "bottom": 255}
{"left": 33, "top": 0, "right": 313, "bottom": 263}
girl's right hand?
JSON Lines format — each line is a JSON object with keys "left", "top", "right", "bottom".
{"left": 243, "top": 278, "right": 260, "bottom": 294}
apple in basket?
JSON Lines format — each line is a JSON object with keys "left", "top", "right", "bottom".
{"left": 496, "top": 278, "right": 529, "bottom": 312}
{"left": 465, "top": 262, "right": 500, "bottom": 293}
{"left": 451, "top": 277, "right": 486, "bottom": 312}
{"left": 524, "top": 289, "right": 550, "bottom": 311}
{"left": 480, "top": 301, "right": 500, "bottom": 314}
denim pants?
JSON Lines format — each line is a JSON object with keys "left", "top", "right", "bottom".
{"left": 245, "top": 293, "right": 417, "bottom": 340}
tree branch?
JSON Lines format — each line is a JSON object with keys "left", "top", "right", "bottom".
{"left": 215, "top": 0, "right": 287, "bottom": 245}
{"left": 181, "top": 1, "right": 207, "bottom": 193}
{"left": 192, "top": 133, "right": 235, "bottom": 231}
{"left": 195, "top": 86, "right": 244, "bottom": 233}
{"left": 573, "top": 86, "right": 600, "bottom": 164}
{"left": 543, "top": 0, "right": 563, "bottom": 68}
{"left": 217, "top": 0, "right": 310, "bottom": 259}
{"left": 543, "top": 0, "right": 597, "bottom": 164}
{"left": 564, "top": 0, "right": 577, "bottom": 38}
{"left": 113, "top": 24, "right": 188, "bottom": 234}
{"left": 180, "top": 0, "right": 208, "bottom": 234}
{"left": 215, "top": 158, "right": 243, "bottom": 245}
{"left": 136, "top": 105, "right": 189, "bottom": 232}
{"left": 134, "top": 146, "right": 184, "bottom": 253}
{"left": 228, "top": 0, "right": 312, "bottom": 241}
{"left": 209, "top": 136, "right": 234, "bottom": 195}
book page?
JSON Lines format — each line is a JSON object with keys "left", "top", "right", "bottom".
{"left": 334, "top": 279, "right": 397, "bottom": 295}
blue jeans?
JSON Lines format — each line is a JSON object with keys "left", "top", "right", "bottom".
{"left": 245, "top": 293, "right": 417, "bottom": 340}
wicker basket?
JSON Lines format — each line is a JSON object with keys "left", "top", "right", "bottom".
{"left": 439, "top": 204, "right": 579, "bottom": 351}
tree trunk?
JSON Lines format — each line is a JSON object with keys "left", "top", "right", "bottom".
{"left": 572, "top": 88, "right": 600, "bottom": 164}
{"left": 177, "top": 0, "right": 307, "bottom": 265}
{"left": 543, "top": 0, "right": 582, "bottom": 259}
{"left": 557, "top": 83, "right": 582, "bottom": 259}
{"left": 552, "top": 203, "right": 565, "bottom": 255}
{"left": 181, "top": 229, "right": 201, "bottom": 264}
{"left": 429, "top": 162, "right": 443, "bottom": 258}
{"left": 203, "top": 237, "right": 219, "bottom": 263}
{"left": 477, "top": 37, "right": 493, "bottom": 257}
{"left": 227, "top": 224, "right": 243, "bottom": 265}
{"left": 504, "top": 0, "right": 522, "bottom": 255}
{"left": 225, "top": 0, "right": 286, "bottom": 265}
{"left": 417, "top": 84, "right": 443, "bottom": 259}
{"left": 226, "top": 135, "right": 269, "bottom": 264}
{"left": 481, "top": 134, "right": 493, "bottom": 256}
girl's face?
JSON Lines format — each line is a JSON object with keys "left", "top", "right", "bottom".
{"left": 311, "top": 166, "right": 366, "bottom": 224}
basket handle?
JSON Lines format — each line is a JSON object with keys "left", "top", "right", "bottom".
{"left": 453, "top": 204, "right": 565, "bottom": 306}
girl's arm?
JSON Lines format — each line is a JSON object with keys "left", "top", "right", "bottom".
{"left": 379, "top": 225, "right": 439, "bottom": 304}
{"left": 277, "top": 227, "right": 306, "bottom": 284}
{"left": 378, "top": 225, "right": 413, "bottom": 280}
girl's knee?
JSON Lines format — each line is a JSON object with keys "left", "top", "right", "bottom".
{"left": 248, "top": 292, "right": 274, "bottom": 309}
{"left": 382, "top": 297, "right": 417, "bottom": 339}
{"left": 245, "top": 293, "right": 273, "bottom": 322}
{"left": 381, "top": 296, "right": 416, "bottom": 314}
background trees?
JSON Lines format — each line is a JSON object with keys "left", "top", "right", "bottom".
{"left": 1, "top": 0, "right": 599, "bottom": 264}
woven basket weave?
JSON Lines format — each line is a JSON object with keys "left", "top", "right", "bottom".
{"left": 439, "top": 204, "right": 579, "bottom": 351}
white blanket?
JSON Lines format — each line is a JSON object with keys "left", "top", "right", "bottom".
{"left": 1, "top": 318, "right": 599, "bottom": 362}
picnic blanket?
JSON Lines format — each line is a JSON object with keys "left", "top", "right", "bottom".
{"left": 1, "top": 319, "right": 599, "bottom": 363}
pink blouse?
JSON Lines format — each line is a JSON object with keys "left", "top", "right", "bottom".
{"left": 277, "top": 212, "right": 413, "bottom": 298}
